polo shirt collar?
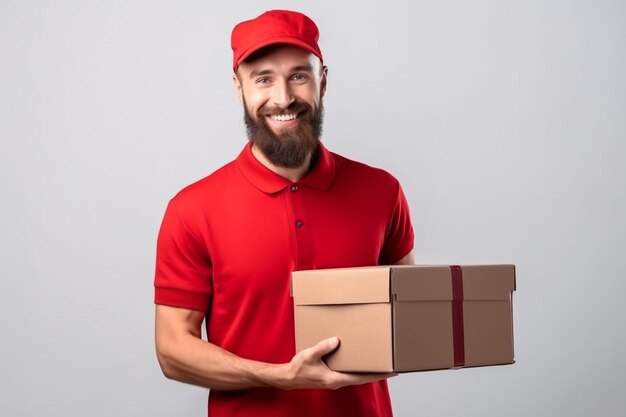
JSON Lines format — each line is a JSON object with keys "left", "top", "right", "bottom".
{"left": 236, "top": 142, "right": 336, "bottom": 194}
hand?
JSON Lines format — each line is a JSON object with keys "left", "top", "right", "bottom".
{"left": 275, "top": 337, "right": 397, "bottom": 390}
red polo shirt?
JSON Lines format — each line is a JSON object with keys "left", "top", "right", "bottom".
{"left": 155, "top": 142, "right": 414, "bottom": 417}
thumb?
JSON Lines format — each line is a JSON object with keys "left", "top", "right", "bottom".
{"left": 310, "top": 337, "right": 340, "bottom": 358}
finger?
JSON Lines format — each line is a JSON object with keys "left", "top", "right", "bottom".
{"left": 308, "top": 337, "right": 340, "bottom": 358}
{"left": 335, "top": 371, "right": 398, "bottom": 386}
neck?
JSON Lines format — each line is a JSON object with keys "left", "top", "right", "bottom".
{"left": 251, "top": 145, "right": 312, "bottom": 183}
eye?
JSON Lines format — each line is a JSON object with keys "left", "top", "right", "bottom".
{"left": 291, "top": 73, "right": 309, "bottom": 82}
{"left": 255, "top": 77, "right": 271, "bottom": 85}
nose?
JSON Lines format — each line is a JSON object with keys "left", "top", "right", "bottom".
{"left": 271, "top": 79, "right": 295, "bottom": 109}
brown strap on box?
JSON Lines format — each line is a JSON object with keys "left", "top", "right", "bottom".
{"left": 451, "top": 265, "right": 465, "bottom": 367}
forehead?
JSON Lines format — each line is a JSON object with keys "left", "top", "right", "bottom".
{"left": 238, "top": 44, "right": 321, "bottom": 75}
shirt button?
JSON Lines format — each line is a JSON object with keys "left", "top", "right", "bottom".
{"left": 295, "top": 219, "right": 304, "bottom": 229}
{"left": 290, "top": 185, "right": 299, "bottom": 192}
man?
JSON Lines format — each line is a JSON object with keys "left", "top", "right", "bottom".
{"left": 154, "top": 10, "right": 415, "bottom": 417}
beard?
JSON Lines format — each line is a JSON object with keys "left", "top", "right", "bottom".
{"left": 243, "top": 98, "right": 324, "bottom": 169}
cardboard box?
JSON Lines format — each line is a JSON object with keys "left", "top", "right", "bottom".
{"left": 292, "top": 264, "right": 515, "bottom": 372}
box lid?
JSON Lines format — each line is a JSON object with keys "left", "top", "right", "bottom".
{"left": 391, "top": 264, "right": 516, "bottom": 301}
{"left": 292, "top": 266, "right": 392, "bottom": 305}
{"left": 292, "top": 264, "right": 516, "bottom": 305}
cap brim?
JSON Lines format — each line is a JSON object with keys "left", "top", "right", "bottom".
{"left": 235, "top": 36, "right": 321, "bottom": 71}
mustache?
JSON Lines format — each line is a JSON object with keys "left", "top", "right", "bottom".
{"left": 258, "top": 101, "right": 312, "bottom": 117}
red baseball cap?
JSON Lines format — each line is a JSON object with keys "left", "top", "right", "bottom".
{"left": 231, "top": 10, "right": 323, "bottom": 72}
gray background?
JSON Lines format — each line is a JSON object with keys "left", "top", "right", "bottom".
{"left": 1, "top": 0, "right": 625, "bottom": 416}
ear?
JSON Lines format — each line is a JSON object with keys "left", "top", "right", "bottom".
{"left": 233, "top": 73, "right": 244, "bottom": 105}
{"left": 320, "top": 65, "right": 328, "bottom": 99}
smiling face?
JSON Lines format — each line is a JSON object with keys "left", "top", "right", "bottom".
{"left": 233, "top": 44, "right": 328, "bottom": 168}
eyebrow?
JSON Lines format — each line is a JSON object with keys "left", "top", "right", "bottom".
{"left": 248, "top": 64, "right": 315, "bottom": 79}
{"left": 249, "top": 69, "right": 273, "bottom": 79}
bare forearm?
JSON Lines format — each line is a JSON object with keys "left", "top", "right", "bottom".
{"left": 157, "top": 332, "right": 286, "bottom": 391}
{"left": 155, "top": 305, "right": 393, "bottom": 391}
{"left": 395, "top": 250, "right": 415, "bottom": 265}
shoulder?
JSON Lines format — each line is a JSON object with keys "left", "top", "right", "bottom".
{"left": 331, "top": 151, "right": 401, "bottom": 190}
{"left": 168, "top": 159, "right": 240, "bottom": 212}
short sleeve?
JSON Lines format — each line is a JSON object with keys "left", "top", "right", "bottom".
{"left": 154, "top": 198, "right": 213, "bottom": 312}
{"left": 379, "top": 183, "right": 415, "bottom": 264}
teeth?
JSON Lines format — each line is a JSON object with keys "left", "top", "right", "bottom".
{"left": 271, "top": 114, "right": 297, "bottom": 122}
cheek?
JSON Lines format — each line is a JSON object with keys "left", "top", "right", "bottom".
{"left": 244, "top": 89, "right": 269, "bottom": 114}
{"left": 303, "top": 85, "right": 322, "bottom": 106}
